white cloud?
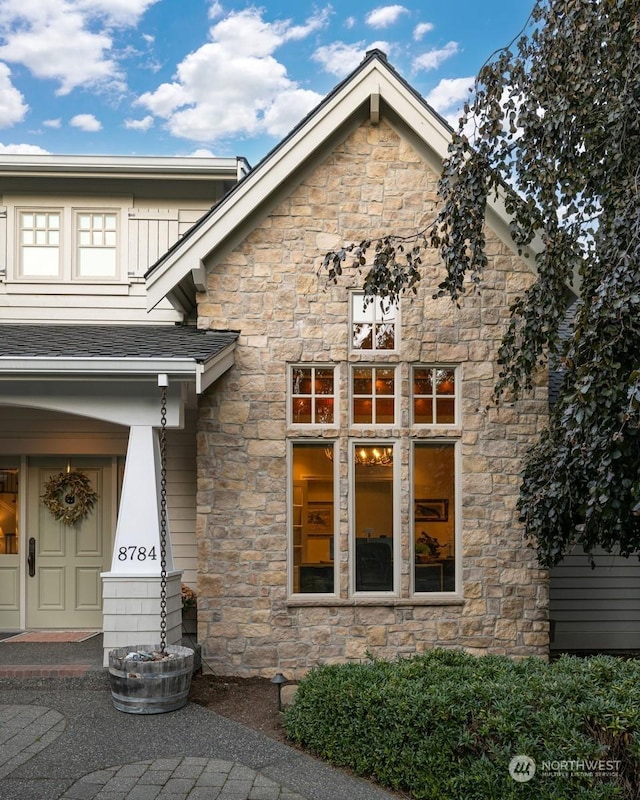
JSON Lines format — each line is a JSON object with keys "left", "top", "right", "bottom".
{"left": 312, "top": 40, "right": 390, "bottom": 77}
{"left": 76, "top": 0, "right": 158, "bottom": 26}
{"left": 124, "top": 115, "right": 154, "bottom": 130}
{"left": 365, "top": 5, "right": 408, "bottom": 29}
{"left": 207, "top": 1, "right": 224, "bottom": 21}
{"left": 136, "top": 7, "right": 330, "bottom": 144}
{"left": 345, "top": 16, "right": 356, "bottom": 29}
{"left": 262, "top": 88, "right": 322, "bottom": 136}
{"left": 43, "top": 118, "right": 62, "bottom": 128}
{"left": 413, "top": 22, "right": 434, "bottom": 41}
{"left": 0, "top": 62, "right": 28, "bottom": 126}
{"left": 70, "top": 113, "right": 102, "bottom": 131}
{"left": 413, "top": 41, "right": 459, "bottom": 71}
{"left": 0, "top": 0, "right": 157, "bottom": 95}
{"left": 426, "top": 76, "right": 474, "bottom": 126}
{"left": 0, "top": 141, "right": 49, "bottom": 153}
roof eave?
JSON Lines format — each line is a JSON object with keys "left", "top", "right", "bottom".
{"left": 0, "top": 342, "right": 236, "bottom": 394}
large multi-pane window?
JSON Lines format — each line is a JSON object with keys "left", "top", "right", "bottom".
{"left": 351, "top": 293, "right": 397, "bottom": 351}
{"left": 351, "top": 366, "right": 396, "bottom": 424}
{"left": 20, "top": 211, "right": 61, "bottom": 277}
{"left": 353, "top": 443, "right": 395, "bottom": 592}
{"left": 291, "top": 443, "right": 335, "bottom": 594}
{"left": 16, "top": 207, "right": 119, "bottom": 281}
{"left": 76, "top": 212, "right": 118, "bottom": 277}
{"left": 413, "top": 443, "right": 456, "bottom": 593}
{"left": 290, "top": 366, "right": 336, "bottom": 425}
{"left": 289, "top": 292, "right": 459, "bottom": 600}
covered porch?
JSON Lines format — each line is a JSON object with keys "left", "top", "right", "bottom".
{"left": 0, "top": 324, "right": 236, "bottom": 665}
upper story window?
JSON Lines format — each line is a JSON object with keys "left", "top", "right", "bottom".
{"left": 76, "top": 212, "right": 117, "bottom": 278}
{"left": 20, "top": 211, "right": 61, "bottom": 277}
{"left": 352, "top": 366, "right": 396, "bottom": 425}
{"left": 351, "top": 293, "right": 397, "bottom": 352}
{"left": 290, "top": 366, "right": 336, "bottom": 425}
{"left": 412, "top": 367, "right": 457, "bottom": 425}
{"left": 14, "top": 205, "right": 121, "bottom": 283}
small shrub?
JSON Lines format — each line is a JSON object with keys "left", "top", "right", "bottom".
{"left": 283, "top": 650, "right": 640, "bottom": 799}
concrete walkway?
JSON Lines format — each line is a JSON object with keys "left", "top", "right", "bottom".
{"left": 0, "top": 638, "right": 399, "bottom": 800}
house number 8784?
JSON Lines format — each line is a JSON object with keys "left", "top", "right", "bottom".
{"left": 118, "top": 546, "right": 157, "bottom": 561}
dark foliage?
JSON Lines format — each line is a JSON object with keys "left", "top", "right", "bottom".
{"left": 284, "top": 650, "right": 640, "bottom": 799}
{"left": 321, "top": 0, "right": 640, "bottom": 566}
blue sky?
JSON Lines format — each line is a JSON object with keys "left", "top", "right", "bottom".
{"left": 0, "top": 0, "right": 534, "bottom": 165}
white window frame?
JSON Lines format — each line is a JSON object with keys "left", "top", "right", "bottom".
{"left": 17, "top": 208, "right": 63, "bottom": 279}
{"left": 350, "top": 364, "right": 398, "bottom": 427}
{"left": 349, "top": 439, "right": 400, "bottom": 597}
{"left": 349, "top": 291, "right": 399, "bottom": 353}
{"left": 288, "top": 439, "right": 338, "bottom": 598}
{"left": 411, "top": 439, "right": 461, "bottom": 597}
{"left": 73, "top": 209, "right": 119, "bottom": 280}
{"left": 411, "top": 365, "right": 460, "bottom": 427}
{"left": 8, "top": 198, "right": 126, "bottom": 284}
{"left": 288, "top": 364, "right": 339, "bottom": 427}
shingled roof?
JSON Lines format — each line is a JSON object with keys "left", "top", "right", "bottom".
{"left": 0, "top": 325, "right": 239, "bottom": 393}
{"left": 0, "top": 324, "right": 237, "bottom": 361}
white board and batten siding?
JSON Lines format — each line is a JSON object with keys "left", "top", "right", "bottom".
{"left": 128, "top": 208, "right": 204, "bottom": 277}
{"left": 0, "top": 204, "right": 208, "bottom": 325}
{"left": 550, "top": 548, "right": 640, "bottom": 651}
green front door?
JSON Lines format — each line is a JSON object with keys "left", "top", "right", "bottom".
{"left": 26, "top": 459, "right": 113, "bottom": 629}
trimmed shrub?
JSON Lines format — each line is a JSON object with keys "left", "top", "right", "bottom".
{"left": 283, "top": 650, "right": 640, "bottom": 799}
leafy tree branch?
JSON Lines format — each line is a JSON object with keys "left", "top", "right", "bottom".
{"left": 321, "top": 0, "right": 640, "bottom": 566}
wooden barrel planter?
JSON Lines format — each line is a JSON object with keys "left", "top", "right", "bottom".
{"left": 108, "top": 644, "right": 194, "bottom": 714}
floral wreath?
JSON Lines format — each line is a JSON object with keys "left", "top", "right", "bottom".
{"left": 41, "top": 470, "right": 99, "bottom": 526}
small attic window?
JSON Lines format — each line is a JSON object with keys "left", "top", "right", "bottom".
{"left": 350, "top": 292, "right": 397, "bottom": 352}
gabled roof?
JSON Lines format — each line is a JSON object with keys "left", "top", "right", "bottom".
{"left": 145, "top": 49, "right": 539, "bottom": 313}
{"left": 0, "top": 325, "right": 238, "bottom": 393}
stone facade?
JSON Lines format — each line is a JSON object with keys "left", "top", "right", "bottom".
{"left": 195, "top": 119, "right": 549, "bottom": 678}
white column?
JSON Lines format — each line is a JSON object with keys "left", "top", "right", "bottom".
{"left": 109, "top": 425, "right": 174, "bottom": 573}
{"left": 101, "top": 424, "right": 182, "bottom": 666}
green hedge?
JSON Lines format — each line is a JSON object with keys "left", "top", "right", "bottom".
{"left": 283, "top": 649, "right": 640, "bottom": 799}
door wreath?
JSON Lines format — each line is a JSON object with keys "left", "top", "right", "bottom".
{"left": 41, "top": 470, "right": 99, "bottom": 525}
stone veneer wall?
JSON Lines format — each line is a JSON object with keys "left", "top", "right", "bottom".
{"left": 195, "top": 119, "right": 549, "bottom": 678}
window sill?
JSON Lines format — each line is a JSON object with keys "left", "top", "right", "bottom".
{"left": 286, "top": 595, "right": 465, "bottom": 608}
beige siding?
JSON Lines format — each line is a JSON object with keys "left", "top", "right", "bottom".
{"left": 166, "top": 408, "right": 197, "bottom": 587}
{"left": 550, "top": 549, "right": 640, "bottom": 650}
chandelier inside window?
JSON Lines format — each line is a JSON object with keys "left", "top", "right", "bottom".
{"left": 324, "top": 446, "right": 393, "bottom": 466}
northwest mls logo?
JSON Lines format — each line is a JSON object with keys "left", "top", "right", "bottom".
{"left": 509, "top": 755, "right": 536, "bottom": 782}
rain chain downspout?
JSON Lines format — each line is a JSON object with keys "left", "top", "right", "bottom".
{"left": 158, "top": 373, "right": 169, "bottom": 654}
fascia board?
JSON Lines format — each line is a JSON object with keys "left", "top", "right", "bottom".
{"left": 0, "top": 357, "right": 201, "bottom": 379}
{"left": 198, "top": 344, "right": 236, "bottom": 394}
{"left": 0, "top": 154, "right": 243, "bottom": 180}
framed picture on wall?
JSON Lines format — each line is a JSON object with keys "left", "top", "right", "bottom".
{"left": 306, "top": 503, "right": 333, "bottom": 533}
{"left": 415, "top": 499, "right": 448, "bottom": 522}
